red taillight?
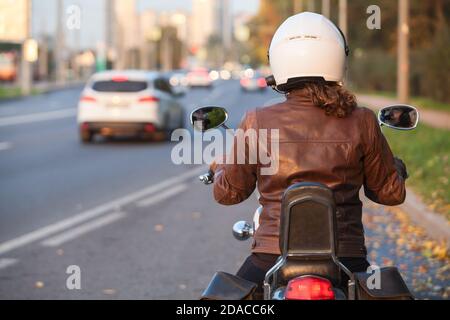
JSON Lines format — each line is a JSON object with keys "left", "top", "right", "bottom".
{"left": 257, "top": 78, "right": 267, "bottom": 87}
{"left": 80, "top": 96, "right": 96, "bottom": 103}
{"left": 138, "top": 96, "right": 160, "bottom": 103}
{"left": 285, "top": 276, "right": 335, "bottom": 300}
{"left": 144, "top": 123, "right": 156, "bottom": 132}
{"left": 240, "top": 78, "right": 250, "bottom": 86}
{"left": 111, "top": 76, "right": 128, "bottom": 82}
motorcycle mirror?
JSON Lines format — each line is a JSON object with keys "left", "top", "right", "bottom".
{"left": 190, "top": 106, "right": 229, "bottom": 132}
{"left": 232, "top": 221, "right": 254, "bottom": 241}
{"left": 378, "top": 104, "right": 419, "bottom": 130}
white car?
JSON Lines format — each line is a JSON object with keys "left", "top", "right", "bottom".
{"left": 77, "top": 71, "right": 185, "bottom": 142}
{"left": 240, "top": 71, "right": 268, "bottom": 92}
{"left": 186, "top": 68, "right": 213, "bottom": 88}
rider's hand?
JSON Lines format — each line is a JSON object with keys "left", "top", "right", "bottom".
{"left": 209, "top": 154, "right": 227, "bottom": 174}
{"left": 394, "top": 157, "right": 408, "bottom": 180}
{"left": 210, "top": 161, "right": 218, "bottom": 174}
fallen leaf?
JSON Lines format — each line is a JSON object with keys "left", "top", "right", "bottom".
{"left": 192, "top": 212, "right": 202, "bottom": 219}
{"left": 418, "top": 265, "right": 428, "bottom": 273}
{"left": 102, "top": 289, "right": 117, "bottom": 295}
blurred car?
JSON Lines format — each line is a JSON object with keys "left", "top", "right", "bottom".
{"left": 240, "top": 71, "right": 267, "bottom": 92}
{"left": 77, "top": 70, "right": 185, "bottom": 143}
{"left": 186, "top": 68, "right": 213, "bottom": 88}
{"left": 0, "top": 52, "right": 17, "bottom": 82}
{"left": 166, "top": 70, "right": 189, "bottom": 96}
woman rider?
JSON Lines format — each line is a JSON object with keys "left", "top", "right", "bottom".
{"left": 209, "top": 12, "right": 408, "bottom": 299}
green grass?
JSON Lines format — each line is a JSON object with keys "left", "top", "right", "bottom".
{"left": 383, "top": 124, "right": 450, "bottom": 219}
{"left": 410, "top": 96, "right": 450, "bottom": 113}
{"left": 0, "top": 86, "right": 42, "bottom": 100}
{"left": 356, "top": 90, "right": 450, "bottom": 113}
{"left": 0, "top": 86, "right": 22, "bottom": 99}
{"left": 357, "top": 90, "right": 396, "bottom": 99}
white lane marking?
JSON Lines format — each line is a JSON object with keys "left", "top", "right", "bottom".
{"left": 0, "top": 142, "right": 12, "bottom": 151}
{"left": 0, "top": 258, "right": 18, "bottom": 270}
{"left": 43, "top": 184, "right": 188, "bottom": 247}
{"left": 0, "top": 166, "right": 206, "bottom": 256}
{"left": 0, "top": 108, "right": 76, "bottom": 127}
{"left": 136, "top": 183, "right": 188, "bottom": 207}
{"left": 41, "top": 212, "right": 126, "bottom": 247}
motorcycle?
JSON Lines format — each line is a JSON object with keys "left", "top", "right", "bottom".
{"left": 191, "top": 104, "right": 419, "bottom": 300}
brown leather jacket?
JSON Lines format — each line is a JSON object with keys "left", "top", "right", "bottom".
{"left": 211, "top": 90, "right": 406, "bottom": 257}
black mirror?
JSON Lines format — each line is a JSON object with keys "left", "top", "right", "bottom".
{"left": 378, "top": 105, "right": 419, "bottom": 130}
{"left": 190, "top": 106, "right": 228, "bottom": 132}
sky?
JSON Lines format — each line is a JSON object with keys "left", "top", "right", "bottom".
{"left": 32, "top": 0, "right": 259, "bottom": 49}
{"left": 138, "top": 0, "right": 259, "bottom": 13}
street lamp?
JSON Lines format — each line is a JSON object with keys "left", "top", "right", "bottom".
{"left": 23, "top": 38, "right": 38, "bottom": 63}
{"left": 20, "top": 0, "right": 33, "bottom": 95}
{"left": 397, "top": 0, "right": 410, "bottom": 103}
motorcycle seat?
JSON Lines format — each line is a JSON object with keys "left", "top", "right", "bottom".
{"left": 277, "top": 256, "right": 341, "bottom": 285}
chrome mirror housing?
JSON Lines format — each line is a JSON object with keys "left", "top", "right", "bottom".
{"left": 232, "top": 221, "right": 254, "bottom": 241}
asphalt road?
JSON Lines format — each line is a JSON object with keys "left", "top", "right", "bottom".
{"left": 0, "top": 81, "right": 448, "bottom": 299}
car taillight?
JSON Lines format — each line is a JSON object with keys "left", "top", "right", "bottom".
{"left": 138, "top": 96, "right": 160, "bottom": 103}
{"left": 257, "top": 78, "right": 267, "bottom": 87}
{"left": 240, "top": 78, "right": 250, "bottom": 86}
{"left": 80, "top": 96, "right": 96, "bottom": 103}
{"left": 285, "top": 276, "right": 335, "bottom": 300}
{"left": 144, "top": 123, "right": 156, "bottom": 132}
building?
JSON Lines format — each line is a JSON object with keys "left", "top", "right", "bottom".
{"left": 138, "top": 9, "right": 190, "bottom": 71}
{"left": 0, "top": 0, "right": 28, "bottom": 43}
{"left": 217, "top": 0, "right": 232, "bottom": 51}
{"left": 190, "top": 0, "right": 232, "bottom": 63}
{"left": 105, "top": 0, "right": 117, "bottom": 66}
{"left": 113, "top": 0, "right": 140, "bottom": 69}
{"left": 190, "top": 0, "right": 215, "bottom": 53}
{"left": 233, "top": 12, "right": 252, "bottom": 42}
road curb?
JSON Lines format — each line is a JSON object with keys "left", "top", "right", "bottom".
{"left": 400, "top": 189, "right": 450, "bottom": 247}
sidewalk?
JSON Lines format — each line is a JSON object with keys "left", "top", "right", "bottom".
{"left": 32, "top": 80, "right": 85, "bottom": 93}
{"left": 358, "top": 94, "right": 450, "bottom": 130}
{"left": 0, "top": 80, "right": 85, "bottom": 104}
{"left": 362, "top": 187, "right": 450, "bottom": 248}
{"left": 400, "top": 189, "right": 450, "bottom": 246}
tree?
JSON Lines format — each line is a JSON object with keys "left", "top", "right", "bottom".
{"left": 247, "top": 0, "right": 294, "bottom": 66}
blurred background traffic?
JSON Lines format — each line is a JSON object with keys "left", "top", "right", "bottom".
{"left": 0, "top": 0, "right": 448, "bottom": 103}
{"left": 0, "top": 0, "right": 449, "bottom": 299}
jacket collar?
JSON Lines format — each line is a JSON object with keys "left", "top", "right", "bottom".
{"left": 285, "top": 88, "right": 315, "bottom": 105}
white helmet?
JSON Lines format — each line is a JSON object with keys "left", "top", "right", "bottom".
{"left": 268, "top": 12, "right": 349, "bottom": 89}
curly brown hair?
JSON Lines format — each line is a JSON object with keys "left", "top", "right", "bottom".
{"left": 292, "top": 82, "right": 357, "bottom": 118}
